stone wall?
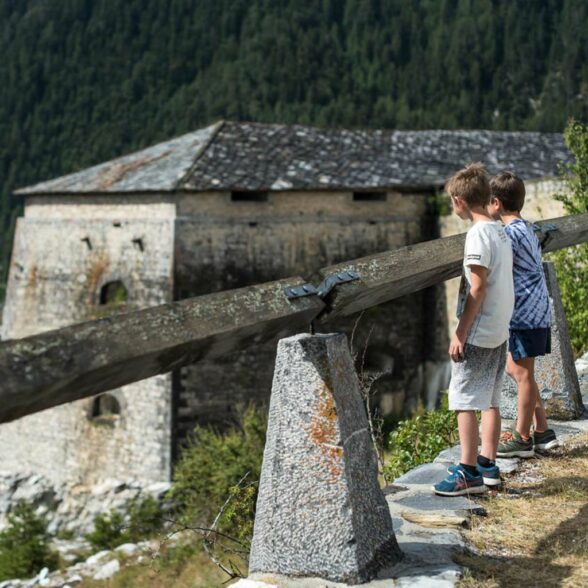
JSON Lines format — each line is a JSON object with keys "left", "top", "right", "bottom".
{"left": 174, "top": 190, "right": 447, "bottom": 437}
{"left": 0, "top": 197, "right": 175, "bottom": 486}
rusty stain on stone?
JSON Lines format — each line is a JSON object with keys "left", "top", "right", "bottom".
{"left": 96, "top": 151, "right": 171, "bottom": 191}
{"left": 28, "top": 265, "right": 38, "bottom": 287}
{"left": 87, "top": 254, "right": 110, "bottom": 304}
{"left": 307, "top": 382, "right": 343, "bottom": 479}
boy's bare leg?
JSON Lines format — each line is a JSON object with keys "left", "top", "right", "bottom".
{"left": 506, "top": 354, "right": 536, "bottom": 439}
{"left": 457, "top": 410, "right": 479, "bottom": 466}
{"left": 480, "top": 406, "right": 501, "bottom": 461}
{"left": 533, "top": 400, "right": 549, "bottom": 432}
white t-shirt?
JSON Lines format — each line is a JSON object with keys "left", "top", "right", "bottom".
{"left": 456, "top": 220, "right": 514, "bottom": 348}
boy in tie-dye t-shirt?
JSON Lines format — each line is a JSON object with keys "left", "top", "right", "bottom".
{"left": 488, "top": 171, "right": 558, "bottom": 458}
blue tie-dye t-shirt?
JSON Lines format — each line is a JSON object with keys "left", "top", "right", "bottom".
{"left": 504, "top": 218, "right": 551, "bottom": 330}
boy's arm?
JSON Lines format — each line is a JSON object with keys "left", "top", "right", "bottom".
{"left": 449, "top": 265, "right": 488, "bottom": 362}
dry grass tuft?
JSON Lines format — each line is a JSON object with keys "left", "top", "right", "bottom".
{"left": 456, "top": 433, "right": 588, "bottom": 588}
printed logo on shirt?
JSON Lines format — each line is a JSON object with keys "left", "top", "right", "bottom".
{"left": 466, "top": 254, "right": 481, "bottom": 260}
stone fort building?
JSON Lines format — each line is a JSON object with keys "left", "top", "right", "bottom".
{"left": 0, "top": 121, "right": 569, "bottom": 487}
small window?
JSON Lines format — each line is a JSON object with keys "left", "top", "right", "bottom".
{"left": 99, "top": 281, "right": 128, "bottom": 305}
{"left": 353, "top": 192, "right": 387, "bottom": 202}
{"left": 231, "top": 191, "right": 268, "bottom": 202}
{"left": 90, "top": 394, "right": 121, "bottom": 424}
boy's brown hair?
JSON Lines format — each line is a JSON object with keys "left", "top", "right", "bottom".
{"left": 445, "top": 163, "right": 490, "bottom": 208}
{"left": 490, "top": 171, "right": 526, "bottom": 212}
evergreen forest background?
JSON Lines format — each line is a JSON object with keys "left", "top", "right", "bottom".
{"left": 1, "top": 0, "right": 588, "bottom": 300}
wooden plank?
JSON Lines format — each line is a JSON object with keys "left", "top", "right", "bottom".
{"left": 0, "top": 278, "right": 324, "bottom": 424}
{"left": 538, "top": 213, "right": 588, "bottom": 253}
{"left": 319, "top": 213, "right": 588, "bottom": 319}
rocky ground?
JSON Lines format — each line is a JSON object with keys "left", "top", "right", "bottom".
{"left": 239, "top": 352, "right": 588, "bottom": 588}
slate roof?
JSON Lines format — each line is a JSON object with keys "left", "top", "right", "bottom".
{"left": 17, "top": 121, "right": 571, "bottom": 195}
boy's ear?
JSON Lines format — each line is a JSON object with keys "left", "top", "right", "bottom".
{"left": 491, "top": 196, "right": 503, "bottom": 211}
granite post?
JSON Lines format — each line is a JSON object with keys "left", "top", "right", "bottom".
{"left": 249, "top": 333, "right": 401, "bottom": 584}
{"left": 500, "top": 261, "right": 584, "bottom": 420}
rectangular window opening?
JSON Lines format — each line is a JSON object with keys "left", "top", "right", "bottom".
{"left": 353, "top": 191, "right": 387, "bottom": 202}
{"left": 231, "top": 191, "right": 269, "bottom": 202}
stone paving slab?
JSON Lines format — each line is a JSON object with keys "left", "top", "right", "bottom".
{"left": 393, "top": 463, "right": 450, "bottom": 485}
{"left": 495, "top": 457, "right": 520, "bottom": 474}
{"left": 386, "top": 490, "right": 486, "bottom": 516}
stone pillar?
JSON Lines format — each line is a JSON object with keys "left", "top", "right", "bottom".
{"left": 249, "top": 333, "right": 401, "bottom": 585}
{"left": 500, "top": 262, "right": 584, "bottom": 420}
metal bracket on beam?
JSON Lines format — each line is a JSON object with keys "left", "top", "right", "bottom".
{"left": 284, "top": 270, "right": 360, "bottom": 300}
{"left": 532, "top": 222, "right": 558, "bottom": 249}
{"left": 283, "top": 283, "right": 319, "bottom": 299}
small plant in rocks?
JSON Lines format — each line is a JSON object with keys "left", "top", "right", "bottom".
{"left": 85, "top": 496, "right": 164, "bottom": 551}
{"left": 0, "top": 502, "right": 59, "bottom": 581}
{"left": 384, "top": 396, "right": 458, "bottom": 481}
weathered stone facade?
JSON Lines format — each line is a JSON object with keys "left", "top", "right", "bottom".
{"left": 0, "top": 188, "right": 437, "bottom": 485}
{"left": 0, "top": 197, "right": 175, "bottom": 485}
{"left": 174, "top": 189, "right": 440, "bottom": 438}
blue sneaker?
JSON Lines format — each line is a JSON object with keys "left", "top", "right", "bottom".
{"left": 434, "top": 464, "right": 487, "bottom": 496}
{"left": 447, "top": 462, "right": 501, "bottom": 487}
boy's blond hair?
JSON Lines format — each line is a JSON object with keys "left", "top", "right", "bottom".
{"left": 446, "top": 163, "right": 491, "bottom": 208}
{"left": 490, "top": 171, "right": 526, "bottom": 212}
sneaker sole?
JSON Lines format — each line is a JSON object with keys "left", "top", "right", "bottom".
{"left": 433, "top": 485, "right": 488, "bottom": 497}
{"left": 535, "top": 440, "right": 559, "bottom": 451}
{"left": 496, "top": 449, "right": 534, "bottom": 458}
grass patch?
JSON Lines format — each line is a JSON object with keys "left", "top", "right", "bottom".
{"left": 79, "top": 543, "right": 228, "bottom": 588}
{"left": 456, "top": 433, "right": 588, "bottom": 588}
{"left": 383, "top": 396, "right": 458, "bottom": 480}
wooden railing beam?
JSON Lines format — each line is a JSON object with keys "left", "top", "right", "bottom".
{"left": 318, "top": 213, "right": 588, "bottom": 319}
{"left": 1, "top": 212, "right": 587, "bottom": 423}
{"left": 0, "top": 279, "right": 324, "bottom": 423}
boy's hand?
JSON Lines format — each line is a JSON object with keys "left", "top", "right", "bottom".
{"left": 449, "top": 332, "right": 467, "bottom": 362}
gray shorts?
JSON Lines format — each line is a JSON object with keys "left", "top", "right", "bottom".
{"left": 448, "top": 342, "right": 507, "bottom": 411}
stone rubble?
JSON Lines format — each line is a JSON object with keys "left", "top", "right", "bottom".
{"left": 0, "top": 539, "right": 158, "bottom": 588}
{"left": 0, "top": 476, "right": 170, "bottom": 535}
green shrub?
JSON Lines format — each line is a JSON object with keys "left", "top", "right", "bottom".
{"left": 169, "top": 405, "right": 267, "bottom": 546}
{"left": 85, "top": 496, "right": 164, "bottom": 551}
{"left": 127, "top": 496, "right": 164, "bottom": 541}
{"left": 0, "top": 502, "right": 58, "bottom": 581}
{"left": 550, "top": 119, "right": 588, "bottom": 356}
{"left": 383, "top": 398, "right": 458, "bottom": 481}
{"left": 85, "top": 510, "right": 128, "bottom": 551}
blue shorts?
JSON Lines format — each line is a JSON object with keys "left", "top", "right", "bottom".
{"left": 508, "top": 328, "right": 551, "bottom": 361}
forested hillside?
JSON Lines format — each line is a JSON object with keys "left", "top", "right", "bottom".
{"left": 1, "top": 0, "right": 588, "bottom": 298}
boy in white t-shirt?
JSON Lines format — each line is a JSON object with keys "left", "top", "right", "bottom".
{"left": 434, "top": 164, "right": 514, "bottom": 497}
